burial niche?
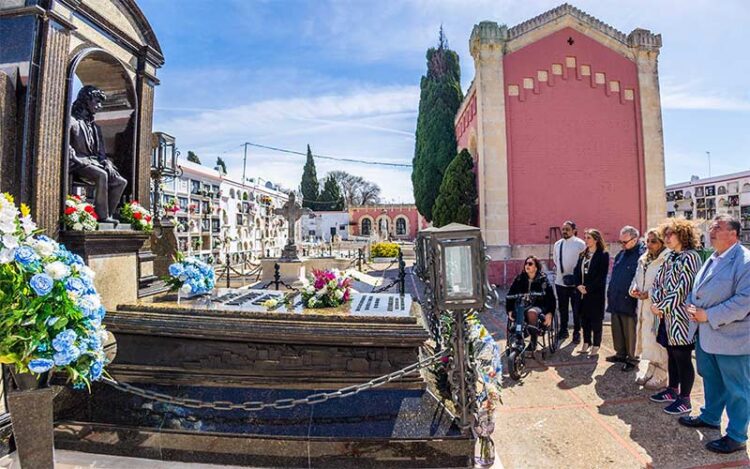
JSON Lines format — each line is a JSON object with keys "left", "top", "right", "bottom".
{"left": 65, "top": 49, "right": 137, "bottom": 222}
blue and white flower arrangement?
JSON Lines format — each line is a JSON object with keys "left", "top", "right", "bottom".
{"left": 0, "top": 193, "right": 108, "bottom": 389}
{"left": 163, "top": 253, "right": 215, "bottom": 297}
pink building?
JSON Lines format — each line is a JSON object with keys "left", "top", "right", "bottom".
{"left": 349, "top": 205, "right": 428, "bottom": 241}
{"left": 455, "top": 5, "right": 666, "bottom": 285}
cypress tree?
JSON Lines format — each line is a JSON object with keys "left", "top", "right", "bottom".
{"left": 300, "top": 144, "right": 319, "bottom": 209}
{"left": 432, "top": 149, "right": 477, "bottom": 227}
{"left": 186, "top": 151, "right": 201, "bottom": 165}
{"left": 412, "top": 28, "right": 463, "bottom": 222}
{"left": 318, "top": 174, "right": 345, "bottom": 211}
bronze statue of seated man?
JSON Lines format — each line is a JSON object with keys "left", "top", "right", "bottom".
{"left": 68, "top": 85, "right": 127, "bottom": 224}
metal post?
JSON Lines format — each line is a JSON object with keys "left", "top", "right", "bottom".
{"left": 225, "top": 252, "right": 231, "bottom": 288}
{"left": 273, "top": 263, "right": 280, "bottom": 290}
{"left": 357, "top": 248, "right": 363, "bottom": 272}
{"left": 398, "top": 250, "right": 405, "bottom": 296}
{"left": 449, "top": 309, "right": 476, "bottom": 432}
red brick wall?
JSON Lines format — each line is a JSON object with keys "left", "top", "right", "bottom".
{"left": 349, "top": 205, "right": 427, "bottom": 240}
{"left": 456, "top": 92, "right": 477, "bottom": 152}
{"left": 504, "top": 27, "right": 646, "bottom": 245}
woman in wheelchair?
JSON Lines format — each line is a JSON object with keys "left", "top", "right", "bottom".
{"left": 506, "top": 255, "right": 556, "bottom": 349}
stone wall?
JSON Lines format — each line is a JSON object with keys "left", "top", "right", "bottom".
{"left": 0, "top": 71, "right": 17, "bottom": 195}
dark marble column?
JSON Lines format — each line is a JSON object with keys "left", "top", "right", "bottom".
{"left": 0, "top": 71, "right": 17, "bottom": 195}
{"left": 30, "top": 22, "right": 70, "bottom": 237}
{"left": 135, "top": 79, "right": 154, "bottom": 205}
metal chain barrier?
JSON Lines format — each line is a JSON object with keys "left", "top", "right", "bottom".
{"left": 102, "top": 349, "right": 448, "bottom": 412}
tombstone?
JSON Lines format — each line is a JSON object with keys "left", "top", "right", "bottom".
{"left": 261, "top": 193, "right": 312, "bottom": 283}
{"left": 0, "top": 1, "right": 165, "bottom": 309}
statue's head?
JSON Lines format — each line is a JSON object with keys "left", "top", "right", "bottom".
{"left": 71, "top": 85, "right": 107, "bottom": 120}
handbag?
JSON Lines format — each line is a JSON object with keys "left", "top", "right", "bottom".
{"left": 562, "top": 274, "right": 577, "bottom": 287}
{"left": 656, "top": 317, "right": 669, "bottom": 348}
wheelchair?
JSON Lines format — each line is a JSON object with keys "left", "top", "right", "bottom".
{"left": 505, "top": 292, "right": 559, "bottom": 380}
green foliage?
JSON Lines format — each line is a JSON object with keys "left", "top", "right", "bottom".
{"left": 186, "top": 151, "right": 201, "bottom": 165}
{"left": 412, "top": 31, "right": 463, "bottom": 222}
{"left": 216, "top": 156, "right": 227, "bottom": 174}
{"left": 370, "top": 242, "right": 401, "bottom": 258}
{"left": 317, "top": 174, "right": 345, "bottom": 211}
{"left": 433, "top": 149, "right": 477, "bottom": 227}
{"left": 300, "top": 144, "right": 319, "bottom": 209}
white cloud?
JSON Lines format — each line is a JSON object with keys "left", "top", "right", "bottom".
{"left": 154, "top": 85, "right": 420, "bottom": 202}
{"left": 661, "top": 81, "right": 750, "bottom": 112}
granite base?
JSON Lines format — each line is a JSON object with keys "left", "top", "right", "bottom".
{"left": 54, "top": 384, "right": 473, "bottom": 468}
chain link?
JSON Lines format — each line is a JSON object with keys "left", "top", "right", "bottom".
{"left": 102, "top": 349, "right": 448, "bottom": 412}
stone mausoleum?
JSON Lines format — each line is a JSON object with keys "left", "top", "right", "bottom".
{"left": 454, "top": 4, "right": 667, "bottom": 284}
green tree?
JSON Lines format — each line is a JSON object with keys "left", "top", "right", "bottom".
{"left": 300, "top": 144, "right": 319, "bottom": 208}
{"left": 186, "top": 151, "right": 201, "bottom": 165}
{"left": 215, "top": 156, "right": 227, "bottom": 174}
{"left": 432, "top": 149, "right": 477, "bottom": 227}
{"left": 412, "top": 27, "right": 463, "bottom": 222}
{"left": 318, "top": 174, "right": 345, "bottom": 211}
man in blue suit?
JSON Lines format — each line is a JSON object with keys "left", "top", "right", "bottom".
{"left": 679, "top": 214, "right": 750, "bottom": 454}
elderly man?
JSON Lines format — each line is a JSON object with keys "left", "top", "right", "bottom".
{"left": 553, "top": 220, "right": 586, "bottom": 343}
{"left": 606, "top": 226, "right": 645, "bottom": 371}
{"left": 680, "top": 215, "right": 750, "bottom": 454}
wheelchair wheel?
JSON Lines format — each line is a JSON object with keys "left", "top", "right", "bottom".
{"left": 507, "top": 350, "right": 524, "bottom": 380}
{"left": 547, "top": 311, "right": 559, "bottom": 354}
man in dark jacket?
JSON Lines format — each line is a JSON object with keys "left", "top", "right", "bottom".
{"left": 606, "top": 226, "right": 646, "bottom": 371}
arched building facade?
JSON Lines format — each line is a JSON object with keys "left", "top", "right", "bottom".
{"left": 455, "top": 4, "right": 666, "bottom": 285}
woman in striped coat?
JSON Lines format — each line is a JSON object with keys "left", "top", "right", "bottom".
{"left": 648, "top": 218, "right": 703, "bottom": 415}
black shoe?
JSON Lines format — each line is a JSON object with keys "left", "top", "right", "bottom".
{"left": 705, "top": 435, "right": 746, "bottom": 454}
{"left": 678, "top": 416, "right": 720, "bottom": 430}
{"left": 572, "top": 332, "right": 581, "bottom": 344}
{"left": 605, "top": 355, "right": 625, "bottom": 363}
{"left": 558, "top": 330, "right": 569, "bottom": 340}
{"left": 621, "top": 362, "right": 636, "bottom": 372}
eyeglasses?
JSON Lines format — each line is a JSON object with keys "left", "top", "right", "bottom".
{"left": 525, "top": 261, "right": 535, "bottom": 266}
{"left": 618, "top": 237, "right": 636, "bottom": 245}
{"left": 646, "top": 238, "right": 661, "bottom": 244}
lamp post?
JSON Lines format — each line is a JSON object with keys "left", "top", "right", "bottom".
{"left": 425, "top": 222, "right": 493, "bottom": 432}
{"left": 151, "top": 132, "right": 182, "bottom": 223}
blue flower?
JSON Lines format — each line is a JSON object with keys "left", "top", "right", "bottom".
{"left": 14, "top": 246, "right": 39, "bottom": 268}
{"left": 184, "top": 265, "right": 201, "bottom": 279}
{"left": 52, "top": 329, "right": 77, "bottom": 352}
{"left": 37, "top": 235, "right": 54, "bottom": 243}
{"left": 65, "top": 277, "right": 86, "bottom": 295}
{"left": 76, "top": 295, "right": 100, "bottom": 318}
{"left": 28, "top": 358, "right": 55, "bottom": 374}
{"left": 53, "top": 345, "right": 81, "bottom": 366}
{"left": 79, "top": 275, "right": 95, "bottom": 294}
{"left": 29, "top": 273, "right": 54, "bottom": 296}
{"left": 168, "top": 263, "right": 184, "bottom": 277}
{"left": 72, "top": 382, "right": 86, "bottom": 390}
{"left": 84, "top": 333, "right": 102, "bottom": 352}
{"left": 89, "top": 360, "right": 104, "bottom": 380}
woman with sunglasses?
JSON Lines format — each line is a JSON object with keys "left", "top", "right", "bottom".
{"left": 630, "top": 228, "right": 670, "bottom": 389}
{"left": 648, "top": 218, "right": 702, "bottom": 415}
{"left": 506, "top": 256, "right": 556, "bottom": 350}
{"left": 574, "top": 229, "right": 610, "bottom": 356}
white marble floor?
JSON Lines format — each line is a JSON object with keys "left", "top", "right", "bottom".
{"left": 0, "top": 449, "right": 242, "bottom": 469}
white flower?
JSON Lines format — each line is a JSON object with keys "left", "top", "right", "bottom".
{"left": 180, "top": 283, "right": 192, "bottom": 294}
{"left": 73, "top": 223, "right": 83, "bottom": 231}
{"left": 0, "top": 248, "right": 13, "bottom": 264}
{"left": 20, "top": 216, "right": 36, "bottom": 235}
{"left": 45, "top": 261, "right": 70, "bottom": 280}
{"left": 0, "top": 220, "right": 15, "bottom": 234}
{"left": 69, "top": 213, "right": 80, "bottom": 223}
{"left": 2, "top": 234, "right": 19, "bottom": 249}
{"left": 77, "top": 265, "right": 96, "bottom": 279}
{"left": 32, "top": 239, "right": 56, "bottom": 258}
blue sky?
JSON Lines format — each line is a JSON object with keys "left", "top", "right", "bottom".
{"left": 139, "top": 0, "right": 750, "bottom": 202}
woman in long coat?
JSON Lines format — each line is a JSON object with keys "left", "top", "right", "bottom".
{"left": 630, "top": 228, "right": 670, "bottom": 389}
{"left": 574, "top": 228, "right": 610, "bottom": 357}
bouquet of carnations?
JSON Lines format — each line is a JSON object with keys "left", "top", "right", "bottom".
{"left": 301, "top": 268, "right": 353, "bottom": 308}
{"left": 164, "top": 253, "right": 215, "bottom": 297}
{"left": 164, "top": 198, "right": 179, "bottom": 215}
{"left": 120, "top": 201, "right": 153, "bottom": 233}
{"left": 0, "top": 193, "right": 108, "bottom": 389}
{"left": 62, "top": 195, "right": 98, "bottom": 231}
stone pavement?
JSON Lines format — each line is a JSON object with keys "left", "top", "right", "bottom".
{"left": 482, "top": 305, "right": 750, "bottom": 469}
